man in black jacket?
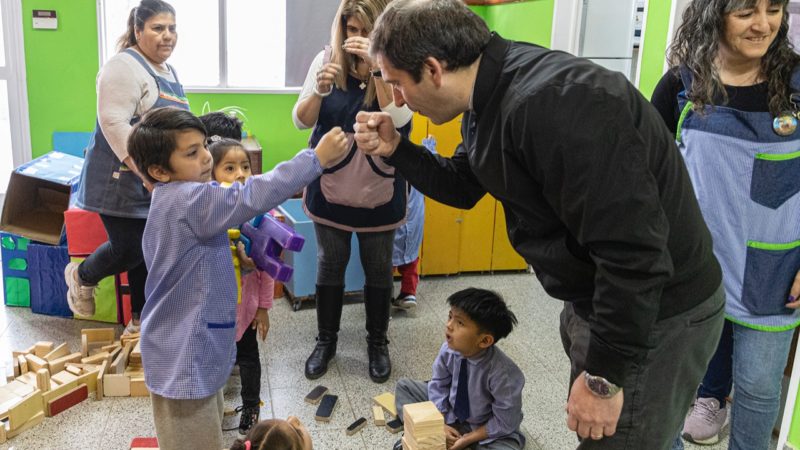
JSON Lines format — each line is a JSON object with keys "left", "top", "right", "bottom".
{"left": 354, "top": 0, "right": 725, "bottom": 449}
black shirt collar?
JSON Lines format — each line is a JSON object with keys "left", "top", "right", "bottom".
{"left": 472, "top": 32, "right": 511, "bottom": 117}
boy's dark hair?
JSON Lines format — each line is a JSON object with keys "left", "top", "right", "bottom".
{"left": 199, "top": 111, "right": 243, "bottom": 141}
{"left": 127, "top": 107, "right": 206, "bottom": 183}
{"left": 209, "top": 138, "right": 251, "bottom": 176}
{"left": 447, "top": 288, "right": 517, "bottom": 342}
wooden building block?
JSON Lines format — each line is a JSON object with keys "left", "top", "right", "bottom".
{"left": 129, "top": 377, "right": 148, "bottom": 397}
{"left": 33, "top": 342, "right": 54, "bottom": 358}
{"left": 8, "top": 389, "right": 42, "bottom": 430}
{"left": 81, "top": 328, "right": 116, "bottom": 343}
{"left": 42, "top": 377, "right": 79, "bottom": 406}
{"left": 103, "top": 373, "right": 130, "bottom": 397}
{"left": 12, "top": 344, "right": 36, "bottom": 358}
{"left": 373, "top": 392, "right": 397, "bottom": 418}
{"left": 46, "top": 383, "right": 88, "bottom": 417}
{"left": 65, "top": 365, "right": 82, "bottom": 376}
{"left": 101, "top": 342, "right": 122, "bottom": 352}
{"left": 81, "top": 351, "right": 110, "bottom": 366}
{"left": 75, "top": 368, "right": 100, "bottom": 395}
{"left": 12, "top": 357, "right": 19, "bottom": 378}
{"left": 129, "top": 341, "right": 142, "bottom": 365}
{"left": 35, "top": 369, "right": 50, "bottom": 392}
{"left": 43, "top": 343, "right": 69, "bottom": 362}
{"left": 25, "top": 354, "right": 49, "bottom": 373}
{"left": 111, "top": 341, "right": 134, "bottom": 375}
{"left": 130, "top": 437, "right": 159, "bottom": 448}
{"left": 373, "top": 405, "right": 386, "bottom": 426}
{"left": 385, "top": 418, "right": 403, "bottom": 434}
{"left": 6, "top": 411, "right": 44, "bottom": 439}
{"left": 304, "top": 385, "right": 328, "bottom": 404}
{"left": 314, "top": 394, "right": 338, "bottom": 422}
{"left": 16, "top": 372, "right": 38, "bottom": 386}
{"left": 120, "top": 333, "right": 140, "bottom": 348}
{"left": 81, "top": 334, "right": 88, "bottom": 357}
{"left": 0, "top": 387, "right": 23, "bottom": 418}
{"left": 346, "top": 417, "right": 367, "bottom": 436}
{"left": 51, "top": 371, "right": 79, "bottom": 386}
{"left": 96, "top": 360, "right": 108, "bottom": 401}
{"left": 49, "top": 352, "right": 82, "bottom": 374}
{"left": 16, "top": 355, "right": 28, "bottom": 374}
{"left": 5, "top": 380, "right": 35, "bottom": 398}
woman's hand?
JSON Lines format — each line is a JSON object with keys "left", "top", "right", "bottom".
{"left": 123, "top": 156, "right": 154, "bottom": 192}
{"left": 787, "top": 269, "right": 800, "bottom": 309}
{"left": 252, "top": 307, "right": 270, "bottom": 341}
{"left": 343, "top": 36, "right": 374, "bottom": 68}
{"left": 316, "top": 62, "right": 342, "bottom": 95}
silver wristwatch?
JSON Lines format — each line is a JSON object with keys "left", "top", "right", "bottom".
{"left": 584, "top": 372, "right": 622, "bottom": 399}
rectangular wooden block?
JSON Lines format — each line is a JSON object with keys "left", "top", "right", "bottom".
{"left": 43, "top": 343, "right": 69, "bottom": 362}
{"left": 49, "top": 352, "right": 82, "bottom": 374}
{"left": 129, "top": 377, "right": 148, "bottom": 397}
{"left": 304, "top": 385, "right": 328, "bottom": 404}
{"left": 81, "top": 328, "right": 116, "bottom": 342}
{"left": 65, "top": 365, "right": 82, "bottom": 376}
{"left": 16, "top": 372, "right": 38, "bottom": 387}
{"left": 5, "top": 380, "right": 35, "bottom": 398}
{"left": 6, "top": 410, "right": 44, "bottom": 440}
{"left": 103, "top": 373, "right": 130, "bottom": 397}
{"left": 33, "top": 341, "right": 54, "bottom": 358}
{"left": 75, "top": 368, "right": 100, "bottom": 395}
{"left": 346, "top": 417, "right": 367, "bottom": 436}
{"left": 51, "top": 371, "right": 79, "bottom": 386}
{"left": 96, "top": 360, "right": 108, "bottom": 401}
{"left": 47, "top": 383, "right": 88, "bottom": 417}
{"left": 385, "top": 418, "right": 404, "bottom": 434}
{"left": 35, "top": 369, "right": 50, "bottom": 392}
{"left": 373, "top": 405, "right": 386, "bottom": 426}
{"left": 314, "top": 394, "right": 338, "bottom": 422}
{"left": 81, "top": 351, "right": 110, "bottom": 366}
{"left": 42, "top": 378, "right": 79, "bottom": 406}
{"left": 8, "top": 389, "right": 42, "bottom": 430}
{"left": 24, "top": 354, "right": 49, "bottom": 373}
{"left": 16, "top": 355, "right": 28, "bottom": 374}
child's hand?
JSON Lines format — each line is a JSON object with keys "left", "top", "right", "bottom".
{"left": 236, "top": 242, "right": 256, "bottom": 272}
{"left": 444, "top": 425, "right": 461, "bottom": 448}
{"left": 252, "top": 307, "right": 270, "bottom": 341}
{"left": 316, "top": 62, "right": 342, "bottom": 95}
{"left": 315, "top": 127, "right": 350, "bottom": 168}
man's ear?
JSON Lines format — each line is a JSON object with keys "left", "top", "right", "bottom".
{"left": 478, "top": 332, "right": 495, "bottom": 350}
{"left": 147, "top": 165, "right": 170, "bottom": 183}
{"left": 423, "top": 57, "right": 446, "bottom": 87}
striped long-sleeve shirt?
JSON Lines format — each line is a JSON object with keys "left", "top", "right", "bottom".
{"left": 140, "top": 149, "right": 322, "bottom": 399}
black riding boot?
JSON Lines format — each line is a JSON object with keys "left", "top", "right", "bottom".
{"left": 304, "top": 285, "right": 344, "bottom": 379}
{"left": 364, "top": 285, "right": 392, "bottom": 383}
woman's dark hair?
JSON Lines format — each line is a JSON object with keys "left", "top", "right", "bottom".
{"left": 127, "top": 107, "right": 206, "bottom": 183}
{"left": 668, "top": 0, "right": 800, "bottom": 115}
{"left": 200, "top": 111, "right": 243, "bottom": 141}
{"left": 209, "top": 138, "right": 250, "bottom": 177}
{"left": 229, "top": 419, "right": 306, "bottom": 450}
{"left": 447, "top": 288, "right": 518, "bottom": 342}
{"left": 116, "top": 0, "right": 176, "bottom": 52}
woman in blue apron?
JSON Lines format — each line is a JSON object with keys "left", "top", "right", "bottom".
{"left": 652, "top": 1, "right": 800, "bottom": 448}
{"left": 65, "top": 0, "right": 189, "bottom": 335}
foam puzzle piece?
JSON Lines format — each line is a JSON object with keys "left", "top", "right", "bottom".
{"left": 240, "top": 213, "right": 305, "bottom": 282}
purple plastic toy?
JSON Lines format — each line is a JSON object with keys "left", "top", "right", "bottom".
{"left": 241, "top": 214, "right": 305, "bottom": 282}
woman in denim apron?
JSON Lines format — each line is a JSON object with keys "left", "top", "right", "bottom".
{"left": 652, "top": 1, "right": 800, "bottom": 448}
{"left": 65, "top": 0, "right": 189, "bottom": 334}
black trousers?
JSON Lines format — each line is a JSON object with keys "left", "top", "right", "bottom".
{"left": 236, "top": 326, "right": 261, "bottom": 407}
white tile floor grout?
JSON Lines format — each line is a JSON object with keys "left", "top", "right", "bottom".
{"left": 0, "top": 273, "right": 769, "bottom": 449}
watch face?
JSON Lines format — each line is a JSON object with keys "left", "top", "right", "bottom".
{"left": 590, "top": 378, "right": 609, "bottom": 396}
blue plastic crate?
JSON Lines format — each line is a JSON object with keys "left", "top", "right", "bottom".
{"left": 28, "top": 243, "right": 72, "bottom": 317}
{"left": 0, "top": 232, "right": 34, "bottom": 307}
{"left": 277, "top": 199, "right": 365, "bottom": 299}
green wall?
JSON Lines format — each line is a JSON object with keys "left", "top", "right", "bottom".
{"left": 483, "top": 0, "right": 554, "bottom": 46}
{"left": 639, "top": 0, "right": 672, "bottom": 99}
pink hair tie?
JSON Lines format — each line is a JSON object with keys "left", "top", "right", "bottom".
{"left": 244, "top": 440, "right": 252, "bottom": 450}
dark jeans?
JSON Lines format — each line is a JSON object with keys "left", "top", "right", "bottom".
{"left": 236, "top": 326, "right": 261, "bottom": 408}
{"left": 78, "top": 214, "right": 147, "bottom": 315}
{"left": 697, "top": 319, "right": 733, "bottom": 406}
{"left": 314, "top": 223, "right": 395, "bottom": 289}
{"left": 559, "top": 284, "right": 725, "bottom": 450}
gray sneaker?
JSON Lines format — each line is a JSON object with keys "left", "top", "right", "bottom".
{"left": 682, "top": 397, "right": 728, "bottom": 445}
{"left": 64, "top": 262, "right": 96, "bottom": 317}
{"left": 391, "top": 294, "right": 417, "bottom": 311}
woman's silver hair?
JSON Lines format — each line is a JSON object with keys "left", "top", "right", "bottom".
{"left": 668, "top": 0, "right": 799, "bottom": 115}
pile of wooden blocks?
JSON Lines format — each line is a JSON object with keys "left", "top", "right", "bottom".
{"left": 0, "top": 327, "right": 149, "bottom": 443}
{"left": 401, "top": 401, "right": 445, "bottom": 450}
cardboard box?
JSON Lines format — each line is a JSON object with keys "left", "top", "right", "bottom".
{"left": 1, "top": 152, "right": 83, "bottom": 245}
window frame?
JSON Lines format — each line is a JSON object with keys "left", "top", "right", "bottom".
{"left": 96, "top": 0, "right": 301, "bottom": 94}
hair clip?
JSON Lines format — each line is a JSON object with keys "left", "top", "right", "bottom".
{"left": 207, "top": 135, "right": 223, "bottom": 145}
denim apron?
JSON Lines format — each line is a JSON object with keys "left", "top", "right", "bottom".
{"left": 676, "top": 66, "right": 800, "bottom": 330}
{"left": 76, "top": 48, "right": 189, "bottom": 219}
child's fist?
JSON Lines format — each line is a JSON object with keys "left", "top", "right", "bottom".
{"left": 315, "top": 127, "right": 351, "bottom": 168}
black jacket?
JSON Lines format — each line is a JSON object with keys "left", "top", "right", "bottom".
{"left": 388, "top": 34, "right": 722, "bottom": 385}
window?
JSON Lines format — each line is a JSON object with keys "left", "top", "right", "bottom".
{"left": 98, "top": 0, "right": 337, "bottom": 91}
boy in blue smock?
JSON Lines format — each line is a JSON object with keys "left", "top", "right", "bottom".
{"left": 126, "top": 106, "right": 348, "bottom": 450}
{"left": 394, "top": 288, "right": 526, "bottom": 450}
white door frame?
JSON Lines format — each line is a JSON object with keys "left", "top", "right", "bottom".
{"left": 550, "top": 0, "right": 648, "bottom": 88}
{"left": 1, "top": 0, "right": 32, "bottom": 169}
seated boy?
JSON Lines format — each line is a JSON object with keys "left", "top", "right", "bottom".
{"left": 127, "top": 106, "right": 348, "bottom": 450}
{"left": 394, "top": 288, "right": 525, "bottom": 450}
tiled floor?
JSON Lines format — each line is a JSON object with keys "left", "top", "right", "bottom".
{"left": 0, "top": 273, "right": 775, "bottom": 449}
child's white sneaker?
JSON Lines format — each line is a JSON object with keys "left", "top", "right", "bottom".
{"left": 64, "top": 262, "right": 96, "bottom": 317}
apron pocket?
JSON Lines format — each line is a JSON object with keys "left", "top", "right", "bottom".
{"left": 321, "top": 152, "right": 395, "bottom": 209}
{"left": 750, "top": 151, "right": 800, "bottom": 209}
{"left": 741, "top": 240, "right": 800, "bottom": 315}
